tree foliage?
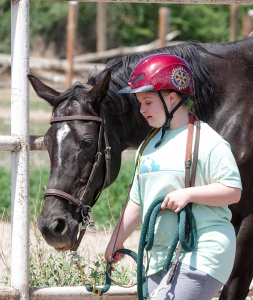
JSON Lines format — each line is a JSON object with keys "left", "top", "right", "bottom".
{"left": 0, "top": 1, "right": 252, "bottom": 55}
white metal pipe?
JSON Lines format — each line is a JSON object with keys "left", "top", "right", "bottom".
{"left": 0, "top": 286, "right": 138, "bottom": 300}
{"left": 37, "top": 0, "right": 253, "bottom": 4}
{"left": 30, "top": 286, "right": 138, "bottom": 300}
{"left": 0, "top": 287, "right": 20, "bottom": 299}
{"left": 3, "top": 286, "right": 248, "bottom": 300}
{"left": 11, "top": 0, "right": 30, "bottom": 299}
{"left": 0, "top": 135, "right": 21, "bottom": 151}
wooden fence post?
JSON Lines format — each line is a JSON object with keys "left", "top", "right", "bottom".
{"left": 97, "top": 2, "right": 107, "bottom": 52}
{"left": 159, "top": 7, "right": 170, "bottom": 48}
{"left": 66, "top": 1, "right": 79, "bottom": 89}
{"left": 243, "top": 10, "right": 253, "bottom": 37}
{"left": 230, "top": 4, "right": 239, "bottom": 41}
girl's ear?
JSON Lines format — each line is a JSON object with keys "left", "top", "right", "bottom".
{"left": 169, "top": 91, "right": 181, "bottom": 105}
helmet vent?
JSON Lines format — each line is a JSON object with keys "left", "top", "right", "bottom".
{"left": 133, "top": 73, "right": 145, "bottom": 84}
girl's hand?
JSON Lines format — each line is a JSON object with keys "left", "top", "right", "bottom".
{"left": 105, "top": 242, "right": 124, "bottom": 271}
{"left": 105, "top": 241, "right": 124, "bottom": 263}
{"left": 161, "top": 189, "right": 190, "bottom": 213}
{"left": 112, "top": 251, "right": 125, "bottom": 264}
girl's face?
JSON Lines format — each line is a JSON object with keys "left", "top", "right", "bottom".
{"left": 137, "top": 92, "right": 167, "bottom": 128}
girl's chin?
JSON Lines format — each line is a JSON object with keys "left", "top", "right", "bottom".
{"left": 147, "top": 120, "right": 163, "bottom": 128}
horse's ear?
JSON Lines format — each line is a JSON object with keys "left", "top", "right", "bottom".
{"left": 89, "top": 71, "right": 111, "bottom": 104}
{"left": 27, "top": 74, "right": 60, "bottom": 107}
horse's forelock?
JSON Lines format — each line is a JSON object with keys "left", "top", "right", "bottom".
{"left": 52, "top": 84, "right": 94, "bottom": 115}
{"left": 87, "top": 55, "right": 147, "bottom": 129}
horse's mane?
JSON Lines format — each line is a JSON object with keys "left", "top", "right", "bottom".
{"left": 88, "top": 42, "right": 220, "bottom": 125}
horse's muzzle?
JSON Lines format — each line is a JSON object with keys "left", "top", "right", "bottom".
{"left": 37, "top": 214, "right": 79, "bottom": 251}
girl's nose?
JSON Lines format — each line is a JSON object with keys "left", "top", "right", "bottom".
{"left": 140, "top": 104, "right": 146, "bottom": 114}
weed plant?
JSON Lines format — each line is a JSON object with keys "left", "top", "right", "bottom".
{"left": 1, "top": 220, "right": 137, "bottom": 287}
{"left": 29, "top": 227, "right": 135, "bottom": 288}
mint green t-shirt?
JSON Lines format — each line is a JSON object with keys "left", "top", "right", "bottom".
{"left": 130, "top": 122, "right": 242, "bottom": 284}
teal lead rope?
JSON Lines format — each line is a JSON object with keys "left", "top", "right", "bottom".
{"left": 96, "top": 197, "right": 197, "bottom": 299}
{"left": 86, "top": 248, "right": 143, "bottom": 295}
{"left": 136, "top": 197, "right": 197, "bottom": 300}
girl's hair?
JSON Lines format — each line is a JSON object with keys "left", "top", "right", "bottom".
{"left": 161, "top": 89, "right": 192, "bottom": 109}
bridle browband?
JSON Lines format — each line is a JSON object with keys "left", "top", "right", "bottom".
{"left": 44, "top": 107, "right": 111, "bottom": 216}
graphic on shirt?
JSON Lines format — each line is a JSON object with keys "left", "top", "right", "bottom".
{"left": 140, "top": 157, "right": 160, "bottom": 174}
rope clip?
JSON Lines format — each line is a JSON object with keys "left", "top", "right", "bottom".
{"left": 70, "top": 251, "right": 81, "bottom": 264}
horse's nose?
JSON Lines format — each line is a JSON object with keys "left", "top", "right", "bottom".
{"left": 49, "top": 217, "right": 68, "bottom": 237}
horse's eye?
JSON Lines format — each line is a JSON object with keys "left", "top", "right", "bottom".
{"left": 80, "top": 139, "right": 93, "bottom": 148}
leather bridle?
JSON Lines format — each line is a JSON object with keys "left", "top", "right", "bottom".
{"left": 44, "top": 106, "right": 111, "bottom": 250}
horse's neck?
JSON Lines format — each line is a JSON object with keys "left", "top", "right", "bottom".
{"left": 106, "top": 108, "right": 150, "bottom": 152}
{"left": 123, "top": 124, "right": 150, "bottom": 150}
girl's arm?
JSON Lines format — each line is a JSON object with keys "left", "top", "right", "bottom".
{"left": 105, "top": 199, "right": 141, "bottom": 263}
{"left": 161, "top": 183, "right": 241, "bottom": 213}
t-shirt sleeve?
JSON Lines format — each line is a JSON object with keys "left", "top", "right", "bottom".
{"left": 129, "top": 148, "right": 141, "bottom": 204}
{"left": 205, "top": 141, "right": 242, "bottom": 189}
{"left": 129, "top": 170, "right": 140, "bottom": 204}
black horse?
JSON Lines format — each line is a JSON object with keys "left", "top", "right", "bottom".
{"left": 28, "top": 36, "right": 253, "bottom": 300}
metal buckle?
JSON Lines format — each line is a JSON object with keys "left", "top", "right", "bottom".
{"left": 104, "top": 146, "right": 111, "bottom": 154}
{"left": 95, "top": 152, "right": 102, "bottom": 158}
{"left": 81, "top": 207, "right": 98, "bottom": 233}
{"left": 87, "top": 223, "right": 98, "bottom": 233}
{"left": 70, "top": 251, "right": 81, "bottom": 264}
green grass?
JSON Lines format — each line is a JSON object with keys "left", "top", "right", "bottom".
{"left": 0, "top": 160, "right": 135, "bottom": 229}
{"left": 0, "top": 118, "right": 10, "bottom": 135}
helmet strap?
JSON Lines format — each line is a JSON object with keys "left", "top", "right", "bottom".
{"left": 155, "top": 91, "right": 188, "bottom": 148}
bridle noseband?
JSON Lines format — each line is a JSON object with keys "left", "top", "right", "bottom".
{"left": 44, "top": 107, "right": 111, "bottom": 216}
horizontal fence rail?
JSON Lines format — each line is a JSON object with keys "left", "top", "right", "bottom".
{"left": 0, "top": 286, "right": 138, "bottom": 300}
{"left": 0, "top": 136, "right": 21, "bottom": 152}
{"left": 0, "top": 135, "right": 46, "bottom": 151}
{"left": 1, "top": 285, "right": 252, "bottom": 299}
{"left": 36, "top": 0, "right": 253, "bottom": 5}
{"left": 0, "top": 136, "right": 136, "bottom": 151}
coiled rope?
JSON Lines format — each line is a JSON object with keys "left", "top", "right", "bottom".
{"left": 136, "top": 198, "right": 197, "bottom": 300}
{"left": 97, "top": 197, "right": 197, "bottom": 299}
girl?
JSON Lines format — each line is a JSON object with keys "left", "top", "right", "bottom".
{"left": 105, "top": 54, "right": 242, "bottom": 300}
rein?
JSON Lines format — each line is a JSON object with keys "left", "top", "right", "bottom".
{"left": 44, "top": 106, "right": 111, "bottom": 251}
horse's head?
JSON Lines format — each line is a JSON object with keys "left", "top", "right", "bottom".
{"left": 28, "top": 72, "right": 122, "bottom": 251}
